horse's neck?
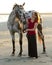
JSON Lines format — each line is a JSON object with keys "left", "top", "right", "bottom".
{"left": 8, "top": 11, "right": 16, "bottom": 24}
{"left": 10, "top": 10, "right": 15, "bottom": 17}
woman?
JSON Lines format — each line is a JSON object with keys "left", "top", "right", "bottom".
{"left": 26, "top": 12, "right": 38, "bottom": 58}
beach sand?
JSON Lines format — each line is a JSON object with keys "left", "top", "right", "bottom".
{"left": 0, "top": 28, "right": 52, "bottom": 65}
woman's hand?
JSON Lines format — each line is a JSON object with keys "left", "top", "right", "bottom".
{"left": 24, "top": 29, "right": 28, "bottom": 32}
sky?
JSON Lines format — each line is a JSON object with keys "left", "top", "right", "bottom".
{"left": 0, "top": 0, "right": 52, "bottom": 13}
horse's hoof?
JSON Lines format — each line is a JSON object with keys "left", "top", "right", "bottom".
{"left": 18, "top": 53, "right": 22, "bottom": 57}
{"left": 11, "top": 52, "right": 15, "bottom": 56}
{"left": 11, "top": 53, "right": 15, "bottom": 56}
{"left": 42, "top": 51, "right": 46, "bottom": 54}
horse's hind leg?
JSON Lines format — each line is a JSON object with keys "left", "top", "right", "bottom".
{"left": 38, "top": 30, "right": 46, "bottom": 53}
{"left": 11, "top": 32, "right": 15, "bottom": 56}
{"left": 37, "top": 24, "right": 46, "bottom": 53}
{"left": 18, "top": 32, "right": 23, "bottom": 56}
{"left": 42, "top": 35, "right": 46, "bottom": 53}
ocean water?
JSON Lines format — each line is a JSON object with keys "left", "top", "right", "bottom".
{"left": 41, "top": 15, "right": 52, "bottom": 28}
{"left": 0, "top": 15, "right": 9, "bottom": 22}
{"left": 0, "top": 14, "right": 52, "bottom": 31}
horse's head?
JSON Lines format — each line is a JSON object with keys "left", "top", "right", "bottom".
{"left": 13, "top": 3, "right": 25, "bottom": 18}
{"left": 12, "top": 3, "right": 26, "bottom": 31}
{"left": 13, "top": 3, "right": 25, "bottom": 10}
{"left": 12, "top": 3, "right": 26, "bottom": 27}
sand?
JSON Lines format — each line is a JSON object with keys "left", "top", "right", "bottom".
{"left": 0, "top": 27, "right": 52, "bottom": 65}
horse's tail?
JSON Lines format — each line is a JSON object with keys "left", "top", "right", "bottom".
{"left": 37, "top": 31, "right": 42, "bottom": 44}
{"left": 37, "top": 13, "right": 42, "bottom": 44}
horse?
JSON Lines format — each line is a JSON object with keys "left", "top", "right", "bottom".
{"left": 7, "top": 3, "right": 46, "bottom": 56}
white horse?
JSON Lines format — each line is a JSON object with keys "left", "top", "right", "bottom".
{"left": 7, "top": 3, "right": 46, "bottom": 56}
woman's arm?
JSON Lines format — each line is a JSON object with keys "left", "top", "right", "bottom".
{"left": 25, "top": 22, "right": 38, "bottom": 32}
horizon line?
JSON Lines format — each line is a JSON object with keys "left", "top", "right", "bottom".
{"left": 0, "top": 13, "right": 52, "bottom": 15}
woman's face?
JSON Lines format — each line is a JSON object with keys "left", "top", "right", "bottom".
{"left": 32, "top": 12, "right": 36, "bottom": 19}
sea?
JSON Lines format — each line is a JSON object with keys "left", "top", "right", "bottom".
{"left": 0, "top": 14, "right": 52, "bottom": 31}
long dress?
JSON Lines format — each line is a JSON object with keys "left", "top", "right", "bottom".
{"left": 27, "top": 18, "right": 38, "bottom": 58}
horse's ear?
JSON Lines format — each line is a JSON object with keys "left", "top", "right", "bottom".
{"left": 23, "top": 2, "right": 25, "bottom": 6}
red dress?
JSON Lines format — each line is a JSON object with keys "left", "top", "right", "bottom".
{"left": 27, "top": 18, "right": 38, "bottom": 35}
{"left": 27, "top": 18, "right": 38, "bottom": 58}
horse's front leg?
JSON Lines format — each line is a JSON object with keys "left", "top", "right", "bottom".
{"left": 18, "top": 32, "right": 23, "bottom": 56}
{"left": 11, "top": 32, "right": 15, "bottom": 56}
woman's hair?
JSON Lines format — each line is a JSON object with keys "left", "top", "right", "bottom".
{"left": 34, "top": 12, "right": 38, "bottom": 20}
